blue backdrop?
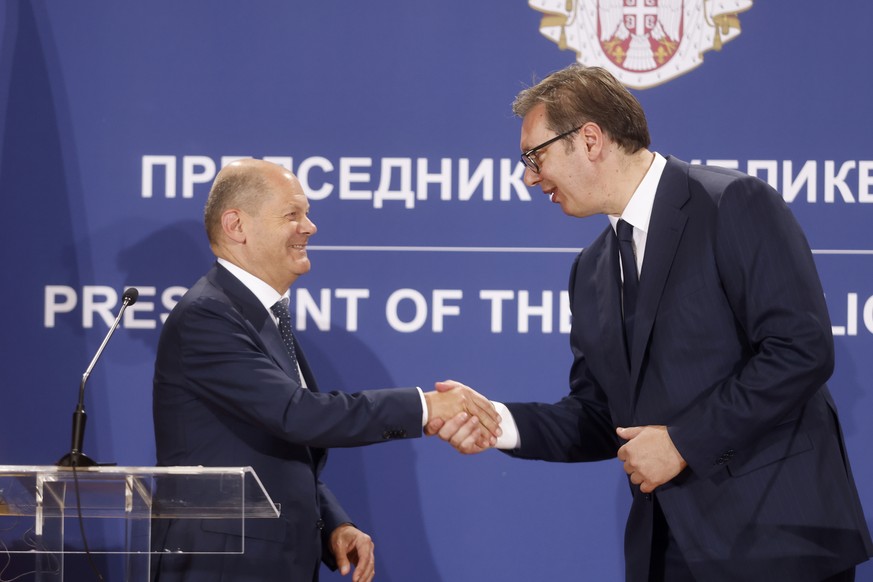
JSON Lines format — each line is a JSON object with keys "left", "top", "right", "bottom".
{"left": 1, "top": 1, "right": 871, "bottom": 580}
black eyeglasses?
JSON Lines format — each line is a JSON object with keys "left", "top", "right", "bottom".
{"left": 520, "top": 125, "right": 583, "bottom": 173}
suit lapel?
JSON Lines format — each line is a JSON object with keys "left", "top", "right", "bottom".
{"left": 214, "top": 264, "right": 304, "bottom": 377}
{"left": 629, "top": 158, "right": 690, "bottom": 397}
{"left": 210, "top": 263, "right": 320, "bottom": 466}
{"left": 259, "top": 316, "right": 301, "bottom": 381}
{"left": 211, "top": 264, "right": 303, "bottom": 381}
{"left": 573, "top": 226, "right": 631, "bottom": 423}
{"left": 295, "top": 341, "right": 319, "bottom": 393}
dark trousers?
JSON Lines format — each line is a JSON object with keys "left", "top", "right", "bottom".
{"left": 822, "top": 568, "right": 855, "bottom": 582}
{"left": 647, "top": 497, "right": 856, "bottom": 582}
{"left": 648, "top": 496, "right": 695, "bottom": 582}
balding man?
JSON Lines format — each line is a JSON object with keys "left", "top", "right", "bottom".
{"left": 152, "top": 159, "right": 500, "bottom": 582}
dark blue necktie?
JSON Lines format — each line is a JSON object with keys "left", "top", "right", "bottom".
{"left": 617, "top": 219, "right": 639, "bottom": 358}
{"left": 270, "top": 297, "right": 303, "bottom": 386}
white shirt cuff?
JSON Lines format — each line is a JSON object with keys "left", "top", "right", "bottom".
{"left": 417, "top": 387, "right": 428, "bottom": 427}
{"left": 492, "top": 401, "right": 520, "bottom": 449}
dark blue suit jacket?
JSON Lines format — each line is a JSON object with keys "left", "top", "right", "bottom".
{"left": 505, "top": 157, "right": 873, "bottom": 581}
{"left": 152, "top": 263, "right": 423, "bottom": 581}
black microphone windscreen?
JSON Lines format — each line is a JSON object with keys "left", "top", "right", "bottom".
{"left": 122, "top": 287, "right": 139, "bottom": 306}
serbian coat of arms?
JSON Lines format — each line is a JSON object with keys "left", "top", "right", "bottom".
{"left": 529, "top": 0, "right": 754, "bottom": 89}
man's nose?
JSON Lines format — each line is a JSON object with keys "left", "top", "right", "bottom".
{"left": 523, "top": 166, "right": 541, "bottom": 187}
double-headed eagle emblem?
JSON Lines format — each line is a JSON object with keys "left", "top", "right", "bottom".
{"left": 529, "top": 0, "right": 754, "bottom": 89}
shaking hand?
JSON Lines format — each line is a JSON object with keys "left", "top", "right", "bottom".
{"left": 424, "top": 380, "right": 500, "bottom": 453}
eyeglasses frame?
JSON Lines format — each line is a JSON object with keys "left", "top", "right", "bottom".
{"left": 520, "top": 125, "right": 584, "bottom": 173}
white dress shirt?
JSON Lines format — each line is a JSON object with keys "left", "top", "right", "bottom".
{"left": 494, "top": 152, "right": 667, "bottom": 449}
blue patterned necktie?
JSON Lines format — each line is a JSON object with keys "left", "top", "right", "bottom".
{"left": 617, "top": 219, "right": 639, "bottom": 359}
{"left": 270, "top": 297, "right": 303, "bottom": 386}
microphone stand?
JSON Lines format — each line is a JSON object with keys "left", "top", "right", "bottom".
{"left": 57, "top": 289, "right": 138, "bottom": 467}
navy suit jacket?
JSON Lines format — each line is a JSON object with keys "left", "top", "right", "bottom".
{"left": 505, "top": 157, "right": 873, "bottom": 581}
{"left": 152, "top": 263, "right": 423, "bottom": 582}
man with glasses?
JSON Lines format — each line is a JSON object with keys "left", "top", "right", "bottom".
{"left": 428, "top": 65, "right": 872, "bottom": 581}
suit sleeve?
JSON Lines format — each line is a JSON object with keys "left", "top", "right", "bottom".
{"left": 668, "top": 176, "right": 834, "bottom": 477}
{"left": 317, "top": 480, "right": 353, "bottom": 570}
{"left": 504, "top": 254, "right": 622, "bottom": 463}
{"left": 161, "top": 296, "right": 423, "bottom": 448}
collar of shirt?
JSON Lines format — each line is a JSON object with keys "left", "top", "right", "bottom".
{"left": 608, "top": 152, "right": 667, "bottom": 275}
{"left": 216, "top": 257, "right": 289, "bottom": 324}
{"left": 215, "top": 258, "right": 309, "bottom": 390}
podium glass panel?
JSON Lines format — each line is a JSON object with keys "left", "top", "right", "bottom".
{"left": 0, "top": 465, "right": 279, "bottom": 581}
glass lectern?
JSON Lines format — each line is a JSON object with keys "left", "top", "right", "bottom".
{"left": 0, "top": 465, "right": 279, "bottom": 581}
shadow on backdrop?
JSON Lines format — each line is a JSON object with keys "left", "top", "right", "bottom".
{"left": 0, "top": 3, "right": 113, "bottom": 579}
{"left": 116, "top": 219, "right": 214, "bottom": 353}
{"left": 302, "top": 327, "right": 441, "bottom": 582}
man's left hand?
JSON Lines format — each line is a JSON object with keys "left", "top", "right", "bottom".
{"left": 329, "top": 523, "right": 375, "bottom": 582}
{"left": 616, "top": 425, "right": 687, "bottom": 494}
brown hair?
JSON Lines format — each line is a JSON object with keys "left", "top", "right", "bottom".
{"left": 512, "top": 65, "right": 650, "bottom": 153}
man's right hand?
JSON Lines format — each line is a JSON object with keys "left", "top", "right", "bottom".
{"left": 423, "top": 380, "right": 500, "bottom": 450}
{"left": 427, "top": 410, "right": 494, "bottom": 454}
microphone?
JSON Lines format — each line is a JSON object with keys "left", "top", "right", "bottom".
{"left": 57, "top": 287, "right": 139, "bottom": 467}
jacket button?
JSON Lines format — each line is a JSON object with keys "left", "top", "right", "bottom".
{"left": 644, "top": 493, "right": 652, "bottom": 501}
{"left": 316, "top": 519, "right": 325, "bottom": 531}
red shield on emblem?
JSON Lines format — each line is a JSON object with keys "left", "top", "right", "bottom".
{"left": 531, "top": 0, "right": 753, "bottom": 89}
{"left": 623, "top": 0, "right": 659, "bottom": 36}
{"left": 598, "top": 0, "right": 684, "bottom": 73}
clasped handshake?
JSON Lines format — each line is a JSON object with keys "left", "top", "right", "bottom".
{"left": 422, "top": 380, "right": 502, "bottom": 454}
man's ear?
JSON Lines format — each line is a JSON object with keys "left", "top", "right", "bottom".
{"left": 580, "top": 122, "right": 603, "bottom": 158}
{"left": 221, "top": 209, "right": 246, "bottom": 244}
